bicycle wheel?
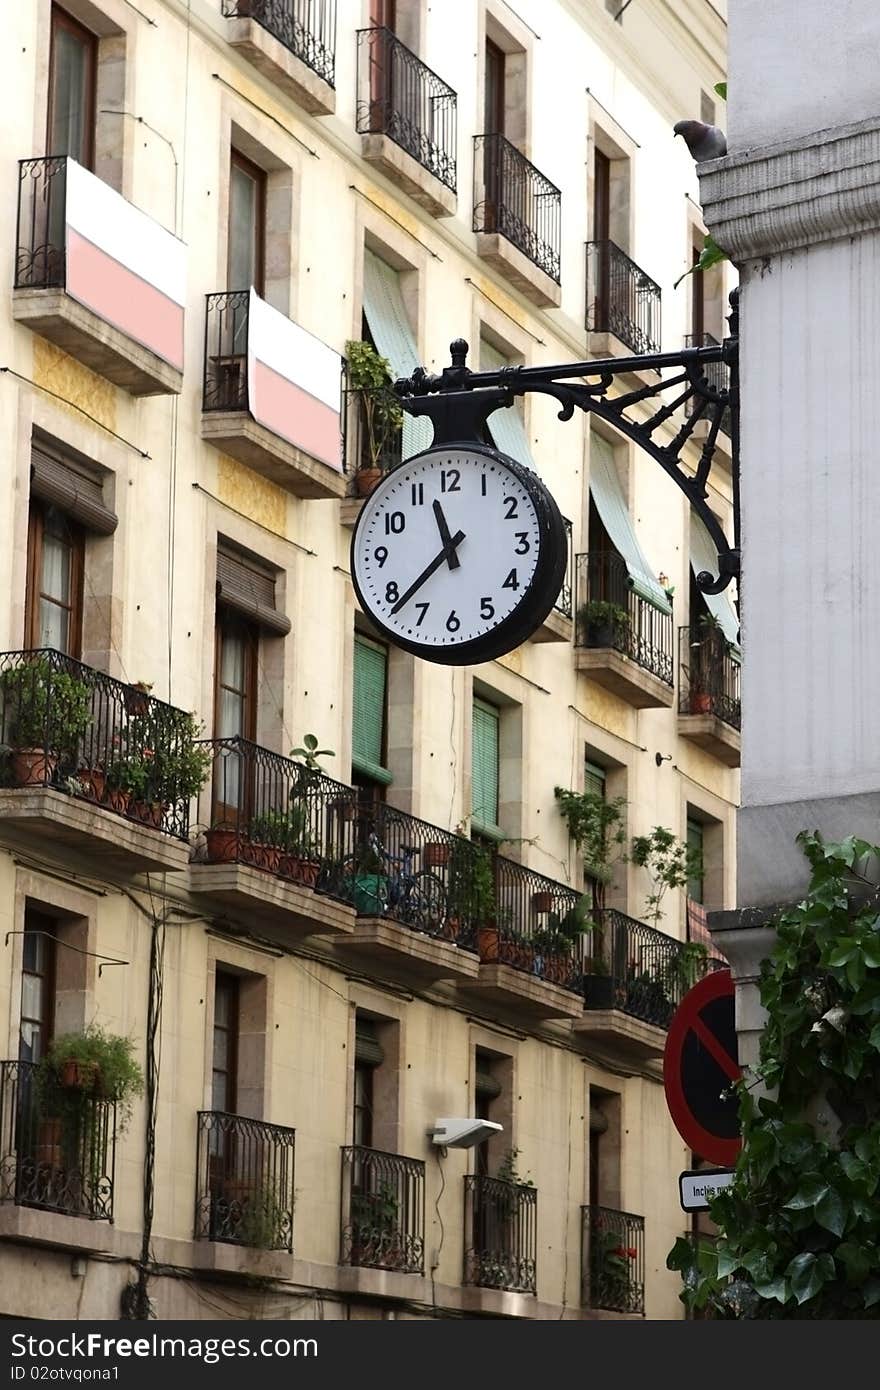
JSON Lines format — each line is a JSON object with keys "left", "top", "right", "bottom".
{"left": 408, "top": 871, "right": 448, "bottom": 935}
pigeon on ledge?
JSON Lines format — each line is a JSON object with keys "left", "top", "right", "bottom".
{"left": 674, "top": 120, "right": 727, "bottom": 162}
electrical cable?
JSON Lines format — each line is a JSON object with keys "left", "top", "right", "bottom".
{"left": 431, "top": 1148, "right": 446, "bottom": 1318}
{"left": 0, "top": 367, "right": 150, "bottom": 457}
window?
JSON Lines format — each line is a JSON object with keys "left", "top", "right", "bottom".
{"left": 213, "top": 610, "right": 258, "bottom": 822}
{"left": 588, "top": 1088, "right": 621, "bottom": 1208}
{"left": 353, "top": 1014, "right": 384, "bottom": 1148}
{"left": 484, "top": 39, "right": 506, "bottom": 136}
{"left": 19, "top": 911, "right": 57, "bottom": 1065}
{"left": 370, "top": 0, "right": 396, "bottom": 27}
{"left": 48, "top": 5, "right": 97, "bottom": 168}
{"left": 691, "top": 242, "right": 706, "bottom": 343}
{"left": 593, "top": 149, "right": 610, "bottom": 243}
{"left": 361, "top": 249, "right": 431, "bottom": 460}
{"left": 700, "top": 91, "right": 717, "bottom": 126}
{"left": 352, "top": 634, "right": 392, "bottom": 798}
{"left": 212, "top": 971, "right": 239, "bottom": 1115}
{"left": 473, "top": 1049, "right": 502, "bottom": 1179}
{"left": 687, "top": 817, "right": 705, "bottom": 904}
{"left": 25, "top": 501, "right": 84, "bottom": 657}
{"left": 227, "top": 150, "right": 266, "bottom": 296}
{"left": 471, "top": 698, "right": 500, "bottom": 834}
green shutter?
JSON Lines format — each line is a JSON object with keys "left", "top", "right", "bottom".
{"left": 353, "top": 636, "right": 392, "bottom": 785}
{"left": 589, "top": 432, "right": 672, "bottom": 614}
{"left": 471, "top": 698, "right": 500, "bottom": 831}
{"left": 687, "top": 817, "right": 705, "bottom": 904}
{"left": 362, "top": 250, "right": 433, "bottom": 459}
{"left": 584, "top": 759, "right": 606, "bottom": 800}
{"left": 480, "top": 339, "right": 535, "bottom": 472}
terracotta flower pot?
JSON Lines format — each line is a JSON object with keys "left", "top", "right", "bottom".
{"left": 424, "top": 842, "right": 451, "bottom": 868}
{"left": 442, "top": 916, "right": 460, "bottom": 941}
{"left": 132, "top": 800, "right": 163, "bottom": 828}
{"left": 477, "top": 924, "right": 499, "bottom": 962}
{"left": 689, "top": 690, "right": 712, "bottom": 715}
{"left": 532, "top": 891, "right": 554, "bottom": 913}
{"left": 60, "top": 1059, "right": 98, "bottom": 1090}
{"left": 79, "top": 768, "right": 106, "bottom": 802}
{"left": 205, "top": 827, "right": 240, "bottom": 863}
{"left": 261, "top": 845, "right": 282, "bottom": 874}
{"left": 11, "top": 749, "right": 57, "bottom": 787}
{"left": 355, "top": 467, "right": 383, "bottom": 497}
{"left": 124, "top": 688, "right": 150, "bottom": 717}
{"left": 104, "top": 787, "right": 131, "bottom": 815}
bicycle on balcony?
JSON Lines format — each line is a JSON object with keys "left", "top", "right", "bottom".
{"left": 333, "top": 820, "right": 448, "bottom": 933}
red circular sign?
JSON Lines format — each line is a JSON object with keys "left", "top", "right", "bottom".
{"left": 663, "top": 969, "right": 742, "bottom": 1167}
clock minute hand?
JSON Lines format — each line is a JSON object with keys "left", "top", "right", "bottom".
{"left": 389, "top": 528, "right": 466, "bottom": 615}
{"left": 432, "top": 499, "right": 461, "bottom": 571}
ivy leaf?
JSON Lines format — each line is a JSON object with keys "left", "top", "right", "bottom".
{"left": 787, "top": 1252, "right": 823, "bottom": 1304}
{"left": 868, "top": 1022, "right": 880, "bottom": 1052}
{"left": 716, "top": 1244, "right": 741, "bottom": 1279}
{"left": 816, "top": 1188, "right": 847, "bottom": 1237}
{"left": 837, "top": 1241, "right": 871, "bottom": 1283}
{"left": 673, "top": 235, "right": 728, "bottom": 289}
{"left": 785, "top": 1175, "right": 828, "bottom": 1210}
{"left": 667, "top": 1236, "right": 696, "bottom": 1272}
{"left": 861, "top": 941, "right": 880, "bottom": 969}
{"left": 714, "top": 81, "right": 727, "bottom": 100}
{"left": 865, "top": 1279, "right": 880, "bottom": 1308}
{"left": 753, "top": 1275, "right": 788, "bottom": 1303}
{"left": 829, "top": 943, "right": 858, "bottom": 966}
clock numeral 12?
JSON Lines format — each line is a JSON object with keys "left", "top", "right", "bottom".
{"left": 441, "top": 469, "right": 461, "bottom": 493}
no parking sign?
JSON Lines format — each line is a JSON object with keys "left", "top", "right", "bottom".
{"left": 663, "top": 969, "right": 742, "bottom": 1167}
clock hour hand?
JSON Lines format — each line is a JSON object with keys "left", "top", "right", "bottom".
{"left": 389, "top": 528, "right": 466, "bottom": 615}
{"left": 432, "top": 499, "right": 461, "bottom": 571}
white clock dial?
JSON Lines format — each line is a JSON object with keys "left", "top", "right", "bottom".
{"left": 353, "top": 450, "right": 541, "bottom": 648}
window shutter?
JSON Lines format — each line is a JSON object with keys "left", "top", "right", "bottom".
{"left": 30, "top": 440, "right": 117, "bottom": 535}
{"left": 589, "top": 432, "right": 671, "bottom": 613}
{"left": 475, "top": 1066, "right": 502, "bottom": 1101}
{"left": 216, "top": 544, "right": 291, "bottom": 635}
{"left": 584, "top": 759, "right": 606, "bottom": 800}
{"left": 353, "top": 635, "right": 392, "bottom": 784}
{"left": 361, "top": 249, "right": 433, "bottom": 459}
{"left": 480, "top": 339, "right": 535, "bottom": 472}
{"left": 355, "top": 1017, "right": 384, "bottom": 1067}
{"left": 471, "top": 698, "right": 500, "bottom": 829}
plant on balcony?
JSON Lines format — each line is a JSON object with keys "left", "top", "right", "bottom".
{"left": 577, "top": 598, "right": 630, "bottom": 649}
{"left": 662, "top": 940, "right": 710, "bottom": 999}
{"left": 345, "top": 339, "right": 404, "bottom": 496}
{"left": 684, "top": 612, "right": 726, "bottom": 714}
{"left": 290, "top": 732, "right": 335, "bottom": 771}
{"left": 491, "top": 1147, "right": 535, "bottom": 1222}
{"left": 235, "top": 1187, "right": 290, "bottom": 1251}
{"left": 592, "top": 1223, "right": 638, "bottom": 1310}
{"left": 553, "top": 787, "right": 627, "bottom": 910}
{"left": 351, "top": 1181, "right": 402, "bottom": 1268}
{"left": 109, "top": 710, "right": 211, "bottom": 825}
{"left": 530, "top": 894, "right": 591, "bottom": 984}
{"left": 630, "top": 825, "right": 704, "bottom": 929}
{"left": 37, "top": 1024, "right": 144, "bottom": 1136}
{"left": 0, "top": 657, "right": 92, "bottom": 787}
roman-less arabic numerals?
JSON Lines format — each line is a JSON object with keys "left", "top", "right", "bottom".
{"left": 385, "top": 581, "right": 399, "bottom": 604}
{"left": 385, "top": 511, "right": 405, "bottom": 535}
{"left": 411, "top": 482, "right": 424, "bottom": 505}
{"left": 415, "top": 603, "right": 430, "bottom": 627}
{"left": 374, "top": 546, "right": 388, "bottom": 568}
{"left": 481, "top": 474, "right": 488, "bottom": 497}
{"left": 446, "top": 611, "right": 460, "bottom": 632}
{"left": 480, "top": 597, "right": 495, "bottom": 620}
{"left": 514, "top": 532, "right": 530, "bottom": 554}
{"left": 503, "top": 496, "right": 518, "bottom": 519}
{"left": 441, "top": 469, "right": 460, "bottom": 493}
{"left": 502, "top": 569, "right": 519, "bottom": 591}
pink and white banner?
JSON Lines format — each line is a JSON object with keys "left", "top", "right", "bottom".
{"left": 246, "top": 290, "right": 342, "bottom": 471}
{"left": 64, "top": 159, "right": 186, "bottom": 370}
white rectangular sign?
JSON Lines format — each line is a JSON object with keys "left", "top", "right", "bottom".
{"left": 679, "top": 1168, "right": 735, "bottom": 1212}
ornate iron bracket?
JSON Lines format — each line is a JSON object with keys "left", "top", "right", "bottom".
{"left": 393, "top": 291, "right": 739, "bottom": 598}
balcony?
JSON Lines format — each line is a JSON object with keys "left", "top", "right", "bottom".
{"left": 194, "top": 1111, "right": 295, "bottom": 1271}
{"left": 573, "top": 553, "right": 674, "bottom": 708}
{"left": 532, "top": 516, "right": 573, "bottom": 643}
{"left": 582, "top": 1205, "right": 645, "bottom": 1316}
{"left": 340, "top": 1146, "right": 424, "bottom": 1275}
{"left": 678, "top": 625, "right": 741, "bottom": 767}
{"left": 585, "top": 240, "right": 661, "bottom": 363}
{"left": 331, "top": 803, "right": 483, "bottom": 984}
{"left": 575, "top": 909, "right": 703, "bottom": 1059}
{"left": 473, "top": 134, "right": 561, "bottom": 307}
{"left": 463, "top": 1174, "right": 537, "bottom": 1295}
{"left": 356, "top": 27, "right": 456, "bottom": 217}
{"left": 222, "top": 0, "right": 336, "bottom": 115}
{"left": 0, "top": 1060, "right": 115, "bottom": 1225}
{"left": 0, "top": 649, "right": 193, "bottom": 874}
{"left": 13, "top": 158, "right": 184, "bottom": 396}
{"left": 338, "top": 380, "right": 403, "bottom": 530}
{"left": 201, "top": 290, "right": 347, "bottom": 500}
{"left": 462, "top": 858, "right": 584, "bottom": 1020}
{"left": 684, "top": 333, "right": 732, "bottom": 455}
{"left": 189, "top": 738, "right": 356, "bottom": 943}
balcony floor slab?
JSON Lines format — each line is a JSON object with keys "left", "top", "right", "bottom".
{"left": 587, "top": 332, "right": 661, "bottom": 387}
{"left": 0, "top": 788, "right": 190, "bottom": 875}
{"left": 475, "top": 233, "right": 561, "bottom": 308}
{"left": 188, "top": 863, "right": 355, "bottom": 941}
{"left": 678, "top": 713, "right": 741, "bottom": 767}
{"left": 575, "top": 647, "right": 673, "bottom": 709}
{"left": 360, "top": 134, "right": 456, "bottom": 217}
{"left": 531, "top": 608, "right": 572, "bottom": 643}
{"left": 225, "top": 18, "right": 336, "bottom": 115}
{"left": 0, "top": 1201, "right": 135, "bottom": 1256}
{"left": 201, "top": 411, "right": 348, "bottom": 499}
{"left": 573, "top": 1008, "right": 668, "bottom": 1060}
{"left": 13, "top": 289, "right": 182, "bottom": 396}
{"left": 459, "top": 962, "right": 584, "bottom": 1020}
{"left": 336, "top": 916, "right": 480, "bottom": 982}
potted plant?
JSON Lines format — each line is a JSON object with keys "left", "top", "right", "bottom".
{"left": 493, "top": 1147, "right": 535, "bottom": 1221}
{"left": 247, "top": 812, "right": 284, "bottom": 873}
{"left": 350, "top": 1181, "right": 402, "bottom": 1268}
{"left": 345, "top": 340, "right": 404, "bottom": 497}
{"left": 554, "top": 786, "right": 628, "bottom": 912}
{"left": 577, "top": 598, "right": 630, "bottom": 649}
{"left": 630, "top": 825, "right": 704, "bottom": 929}
{"left": 424, "top": 840, "right": 451, "bottom": 869}
{"left": 662, "top": 940, "right": 709, "bottom": 1004}
{"left": 591, "top": 1223, "right": 638, "bottom": 1310}
{"left": 121, "top": 709, "right": 212, "bottom": 828}
{"left": 0, "top": 656, "right": 92, "bottom": 786}
{"left": 684, "top": 612, "right": 725, "bottom": 714}
{"left": 235, "top": 1187, "right": 289, "bottom": 1250}
{"left": 123, "top": 680, "right": 152, "bottom": 718}
{"left": 205, "top": 821, "right": 243, "bottom": 863}
{"left": 37, "top": 1024, "right": 144, "bottom": 1136}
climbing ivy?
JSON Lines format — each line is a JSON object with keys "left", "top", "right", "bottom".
{"left": 668, "top": 831, "right": 880, "bottom": 1318}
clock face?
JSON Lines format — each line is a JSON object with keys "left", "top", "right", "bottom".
{"left": 350, "top": 443, "right": 566, "bottom": 665}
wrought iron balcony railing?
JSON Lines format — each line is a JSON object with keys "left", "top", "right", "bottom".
{"left": 553, "top": 516, "right": 573, "bottom": 620}
{"left": 679, "top": 624, "right": 741, "bottom": 731}
{"left": 222, "top": 0, "right": 337, "bottom": 86}
{"left": 0, "top": 648, "right": 194, "bottom": 839}
{"left": 463, "top": 1174, "right": 537, "bottom": 1294}
{"left": 574, "top": 552, "right": 674, "bottom": 687}
{"left": 15, "top": 157, "right": 67, "bottom": 290}
{"left": 340, "top": 1145, "right": 425, "bottom": 1273}
{"left": 583, "top": 908, "right": 709, "bottom": 1029}
{"left": 0, "top": 1059, "right": 115, "bottom": 1221}
{"left": 473, "top": 134, "right": 561, "bottom": 282}
{"left": 582, "top": 1204, "right": 645, "bottom": 1315}
{"left": 585, "top": 240, "right": 661, "bottom": 356}
{"left": 482, "top": 856, "right": 584, "bottom": 992}
{"left": 356, "top": 27, "right": 456, "bottom": 192}
{"left": 344, "top": 381, "right": 403, "bottom": 481}
{"left": 203, "top": 291, "right": 250, "bottom": 413}
{"left": 194, "top": 1110, "right": 295, "bottom": 1251}
{"left": 684, "top": 333, "right": 732, "bottom": 436}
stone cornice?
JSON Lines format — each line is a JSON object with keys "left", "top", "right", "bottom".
{"left": 697, "top": 116, "right": 880, "bottom": 261}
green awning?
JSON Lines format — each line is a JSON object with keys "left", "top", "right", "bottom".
{"left": 353, "top": 635, "right": 392, "bottom": 784}
{"left": 589, "top": 432, "right": 672, "bottom": 614}
{"left": 471, "top": 698, "right": 500, "bottom": 830}
{"left": 689, "top": 510, "right": 741, "bottom": 656}
{"left": 362, "top": 249, "right": 433, "bottom": 460}
{"left": 480, "top": 339, "right": 535, "bottom": 472}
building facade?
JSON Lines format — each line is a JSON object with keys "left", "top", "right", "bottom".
{"left": 0, "top": 0, "right": 732, "bottom": 1320}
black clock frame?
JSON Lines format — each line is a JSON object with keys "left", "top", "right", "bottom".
{"left": 350, "top": 442, "right": 568, "bottom": 667}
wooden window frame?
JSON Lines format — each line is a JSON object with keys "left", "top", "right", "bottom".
{"left": 19, "top": 910, "right": 58, "bottom": 1064}
{"left": 212, "top": 970, "right": 240, "bottom": 1117}
{"left": 212, "top": 609, "right": 259, "bottom": 827}
{"left": 47, "top": 4, "right": 98, "bottom": 170}
{"left": 25, "top": 499, "right": 85, "bottom": 658}
{"left": 228, "top": 149, "right": 267, "bottom": 298}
